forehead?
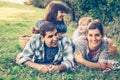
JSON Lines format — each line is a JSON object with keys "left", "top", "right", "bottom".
{"left": 88, "top": 28, "right": 100, "bottom": 34}
{"left": 45, "top": 29, "right": 57, "bottom": 36}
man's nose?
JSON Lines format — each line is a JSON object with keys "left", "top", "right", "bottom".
{"left": 53, "top": 35, "right": 57, "bottom": 40}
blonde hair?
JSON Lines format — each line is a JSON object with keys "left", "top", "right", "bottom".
{"left": 78, "top": 17, "right": 93, "bottom": 26}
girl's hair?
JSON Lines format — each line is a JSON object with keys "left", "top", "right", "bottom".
{"left": 44, "top": 1, "right": 68, "bottom": 22}
{"left": 88, "top": 20, "right": 104, "bottom": 36}
{"left": 78, "top": 17, "right": 93, "bottom": 26}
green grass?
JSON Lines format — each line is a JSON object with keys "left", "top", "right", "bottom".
{"left": 0, "top": 1, "right": 120, "bottom": 80}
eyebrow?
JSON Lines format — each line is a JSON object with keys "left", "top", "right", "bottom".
{"left": 48, "top": 32, "right": 57, "bottom": 38}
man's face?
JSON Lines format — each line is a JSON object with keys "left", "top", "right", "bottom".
{"left": 42, "top": 29, "right": 58, "bottom": 47}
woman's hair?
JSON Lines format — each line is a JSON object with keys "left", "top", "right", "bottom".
{"left": 44, "top": 1, "right": 68, "bottom": 22}
{"left": 88, "top": 20, "right": 104, "bottom": 36}
{"left": 35, "top": 21, "right": 56, "bottom": 37}
{"left": 78, "top": 17, "right": 93, "bottom": 26}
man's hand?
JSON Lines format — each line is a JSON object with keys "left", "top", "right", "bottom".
{"left": 48, "top": 65, "right": 60, "bottom": 72}
{"left": 48, "top": 64, "right": 66, "bottom": 72}
{"left": 37, "top": 64, "right": 50, "bottom": 73}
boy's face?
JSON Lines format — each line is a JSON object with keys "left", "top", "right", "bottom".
{"left": 41, "top": 29, "right": 58, "bottom": 47}
{"left": 56, "top": 32, "right": 64, "bottom": 40}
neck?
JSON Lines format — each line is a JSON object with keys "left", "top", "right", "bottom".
{"left": 89, "top": 44, "right": 99, "bottom": 52}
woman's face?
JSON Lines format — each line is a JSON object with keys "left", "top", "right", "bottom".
{"left": 87, "top": 28, "right": 103, "bottom": 50}
{"left": 56, "top": 10, "right": 65, "bottom": 21}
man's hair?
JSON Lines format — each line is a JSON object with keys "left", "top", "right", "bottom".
{"left": 44, "top": 1, "right": 68, "bottom": 22}
{"left": 39, "top": 21, "right": 56, "bottom": 37}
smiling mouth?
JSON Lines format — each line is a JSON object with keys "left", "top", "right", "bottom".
{"left": 53, "top": 41, "right": 58, "bottom": 45}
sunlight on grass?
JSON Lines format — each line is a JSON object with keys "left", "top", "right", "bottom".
{"left": 0, "top": 7, "right": 35, "bottom": 20}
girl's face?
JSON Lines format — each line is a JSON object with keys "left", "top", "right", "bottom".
{"left": 56, "top": 10, "right": 65, "bottom": 21}
{"left": 78, "top": 21, "right": 88, "bottom": 33}
{"left": 87, "top": 28, "right": 103, "bottom": 50}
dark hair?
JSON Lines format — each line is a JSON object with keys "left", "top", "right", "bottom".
{"left": 88, "top": 20, "right": 104, "bottom": 36}
{"left": 39, "top": 21, "right": 56, "bottom": 37}
{"left": 54, "top": 21, "right": 67, "bottom": 33}
{"left": 44, "top": 1, "right": 68, "bottom": 22}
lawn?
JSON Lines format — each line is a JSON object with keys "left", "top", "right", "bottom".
{"left": 0, "top": 1, "right": 120, "bottom": 80}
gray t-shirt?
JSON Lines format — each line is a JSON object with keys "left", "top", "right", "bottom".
{"left": 74, "top": 38, "right": 109, "bottom": 63}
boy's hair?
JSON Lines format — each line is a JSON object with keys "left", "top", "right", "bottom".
{"left": 78, "top": 17, "right": 93, "bottom": 26}
{"left": 39, "top": 21, "right": 56, "bottom": 37}
{"left": 44, "top": 1, "right": 68, "bottom": 22}
{"left": 55, "top": 21, "right": 67, "bottom": 33}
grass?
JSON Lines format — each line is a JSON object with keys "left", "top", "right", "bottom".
{"left": 0, "top": 1, "right": 120, "bottom": 80}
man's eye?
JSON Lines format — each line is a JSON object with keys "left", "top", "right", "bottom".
{"left": 48, "top": 35, "right": 53, "bottom": 38}
{"left": 55, "top": 33, "right": 58, "bottom": 36}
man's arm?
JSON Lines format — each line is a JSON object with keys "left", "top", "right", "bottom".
{"left": 61, "top": 36, "right": 74, "bottom": 69}
{"left": 24, "top": 61, "right": 49, "bottom": 73}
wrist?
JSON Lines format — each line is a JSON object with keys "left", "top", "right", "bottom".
{"left": 58, "top": 64, "right": 66, "bottom": 71}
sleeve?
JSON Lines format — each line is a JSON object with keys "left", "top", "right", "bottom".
{"left": 74, "top": 38, "right": 87, "bottom": 56}
{"left": 98, "top": 40, "right": 109, "bottom": 63}
{"left": 60, "top": 36, "right": 74, "bottom": 69}
{"left": 17, "top": 35, "right": 38, "bottom": 64}
{"left": 72, "top": 29, "right": 82, "bottom": 42}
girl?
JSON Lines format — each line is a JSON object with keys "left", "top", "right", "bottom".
{"left": 32, "top": 1, "right": 68, "bottom": 34}
{"left": 72, "top": 17, "right": 93, "bottom": 42}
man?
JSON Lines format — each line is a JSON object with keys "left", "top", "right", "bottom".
{"left": 16, "top": 21, "right": 74, "bottom": 73}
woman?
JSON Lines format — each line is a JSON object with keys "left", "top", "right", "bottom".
{"left": 32, "top": 1, "right": 68, "bottom": 34}
{"left": 74, "top": 20, "right": 108, "bottom": 69}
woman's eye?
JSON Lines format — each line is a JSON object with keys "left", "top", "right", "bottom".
{"left": 89, "top": 34, "right": 92, "bottom": 37}
{"left": 96, "top": 34, "right": 100, "bottom": 37}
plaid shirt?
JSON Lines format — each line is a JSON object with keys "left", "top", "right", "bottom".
{"left": 74, "top": 38, "right": 109, "bottom": 63}
{"left": 17, "top": 34, "right": 74, "bottom": 69}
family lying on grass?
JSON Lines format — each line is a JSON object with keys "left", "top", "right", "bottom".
{"left": 15, "top": 1, "right": 120, "bottom": 73}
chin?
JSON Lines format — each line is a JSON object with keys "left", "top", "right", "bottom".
{"left": 52, "top": 45, "right": 58, "bottom": 47}
{"left": 93, "top": 44, "right": 100, "bottom": 49}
